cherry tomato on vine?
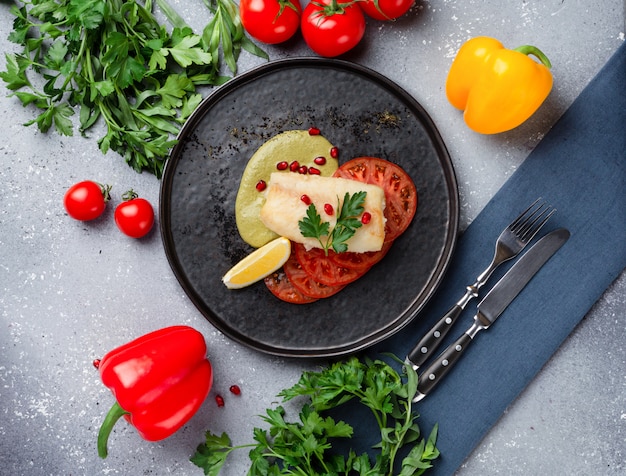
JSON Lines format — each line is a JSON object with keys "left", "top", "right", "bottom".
{"left": 239, "top": 0, "right": 302, "bottom": 44}
{"left": 114, "top": 190, "right": 154, "bottom": 238}
{"left": 301, "top": 0, "right": 366, "bottom": 57}
{"left": 63, "top": 180, "right": 111, "bottom": 221}
{"left": 360, "top": 0, "right": 414, "bottom": 21}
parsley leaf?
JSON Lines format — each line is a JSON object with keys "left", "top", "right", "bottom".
{"left": 191, "top": 355, "right": 441, "bottom": 475}
{"left": 1, "top": 0, "right": 268, "bottom": 178}
{"left": 299, "top": 191, "right": 366, "bottom": 255}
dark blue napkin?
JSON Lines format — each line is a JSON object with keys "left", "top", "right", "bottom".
{"left": 360, "top": 42, "right": 626, "bottom": 474}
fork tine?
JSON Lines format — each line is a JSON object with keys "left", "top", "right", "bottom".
{"left": 520, "top": 206, "right": 556, "bottom": 241}
{"left": 509, "top": 198, "right": 556, "bottom": 242}
{"left": 509, "top": 198, "right": 541, "bottom": 230}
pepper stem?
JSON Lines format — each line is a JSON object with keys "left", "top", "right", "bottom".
{"left": 514, "top": 45, "right": 552, "bottom": 69}
{"left": 98, "top": 401, "right": 130, "bottom": 458}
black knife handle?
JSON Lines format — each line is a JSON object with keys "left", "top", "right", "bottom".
{"left": 407, "top": 304, "right": 464, "bottom": 369}
{"left": 413, "top": 332, "right": 474, "bottom": 402}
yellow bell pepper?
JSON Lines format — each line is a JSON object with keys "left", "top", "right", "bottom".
{"left": 446, "top": 36, "right": 553, "bottom": 134}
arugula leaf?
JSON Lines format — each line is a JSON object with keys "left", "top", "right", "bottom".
{"left": 191, "top": 355, "right": 440, "bottom": 475}
{"left": 1, "top": 0, "right": 268, "bottom": 178}
{"left": 298, "top": 191, "right": 366, "bottom": 255}
{"left": 201, "top": 0, "right": 269, "bottom": 75}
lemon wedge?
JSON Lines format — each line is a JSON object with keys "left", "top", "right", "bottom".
{"left": 222, "top": 237, "right": 291, "bottom": 289}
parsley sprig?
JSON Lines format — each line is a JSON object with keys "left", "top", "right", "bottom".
{"left": 191, "top": 355, "right": 440, "bottom": 475}
{"left": 298, "top": 191, "right": 367, "bottom": 255}
{"left": 0, "top": 0, "right": 267, "bottom": 178}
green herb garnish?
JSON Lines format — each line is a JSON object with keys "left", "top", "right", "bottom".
{"left": 298, "top": 191, "right": 367, "bottom": 255}
{"left": 191, "top": 355, "right": 440, "bottom": 476}
{"left": 0, "top": 0, "right": 267, "bottom": 178}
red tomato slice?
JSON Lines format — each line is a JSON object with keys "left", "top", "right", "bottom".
{"left": 333, "top": 157, "right": 418, "bottom": 242}
{"left": 264, "top": 269, "right": 318, "bottom": 304}
{"left": 283, "top": 249, "right": 345, "bottom": 299}
{"left": 293, "top": 243, "right": 365, "bottom": 287}
{"left": 329, "top": 240, "right": 393, "bottom": 271}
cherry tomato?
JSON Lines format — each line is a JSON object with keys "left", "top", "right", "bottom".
{"left": 301, "top": 0, "right": 366, "bottom": 57}
{"left": 114, "top": 190, "right": 154, "bottom": 238}
{"left": 360, "top": 0, "right": 414, "bottom": 21}
{"left": 333, "top": 157, "right": 418, "bottom": 242}
{"left": 293, "top": 243, "right": 365, "bottom": 287}
{"left": 240, "top": 0, "right": 302, "bottom": 44}
{"left": 264, "top": 269, "right": 318, "bottom": 304}
{"left": 63, "top": 180, "right": 111, "bottom": 221}
{"left": 283, "top": 248, "right": 345, "bottom": 298}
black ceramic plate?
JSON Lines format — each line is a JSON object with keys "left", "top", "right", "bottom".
{"left": 160, "top": 58, "right": 459, "bottom": 358}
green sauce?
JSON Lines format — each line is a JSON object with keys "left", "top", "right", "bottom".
{"left": 235, "top": 130, "right": 338, "bottom": 248}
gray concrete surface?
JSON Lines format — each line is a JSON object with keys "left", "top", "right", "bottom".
{"left": 1, "top": 0, "right": 624, "bottom": 475}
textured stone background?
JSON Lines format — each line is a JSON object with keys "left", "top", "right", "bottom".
{"left": 0, "top": 1, "right": 624, "bottom": 474}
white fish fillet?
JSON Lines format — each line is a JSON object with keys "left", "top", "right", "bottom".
{"left": 260, "top": 173, "right": 386, "bottom": 253}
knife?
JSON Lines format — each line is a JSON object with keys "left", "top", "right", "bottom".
{"left": 412, "top": 227, "right": 570, "bottom": 402}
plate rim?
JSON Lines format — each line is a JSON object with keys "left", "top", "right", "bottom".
{"left": 159, "top": 57, "right": 460, "bottom": 358}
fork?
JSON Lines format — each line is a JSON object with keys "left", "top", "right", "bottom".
{"left": 406, "top": 198, "right": 555, "bottom": 370}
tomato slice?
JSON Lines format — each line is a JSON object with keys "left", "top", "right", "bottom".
{"left": 283, "top": 250, "right": 345, "bottom": 299}
{"left": 293, "top": 243, "right": 365, "bottom": 287}
{"left": 333, "top": 157, "right": 418, "bottom": 241}
{"left": 329, "top": 240, "right": 393, "bottom": 271}
{"left": 264, "top": 269, "right": 318, "bottom": 304}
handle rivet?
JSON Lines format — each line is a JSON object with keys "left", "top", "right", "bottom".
{"left": 442, "top": 359, "right": 449, "bottom": 366}
{"left": 434, "top": 331, "right": 441, "bottom": 338}
{"left": 455, "top": 344, "right": 462, "bottom": 351}
{"left": 428, "top": 374, "right": 436, "bottom": 380}
{"left": 420, "top": 346, "right": 428, "bottom": 354}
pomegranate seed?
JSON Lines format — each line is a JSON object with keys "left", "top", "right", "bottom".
{"left": 92, "top": 359, "right": 101, "bottom": 369}
{"left": 298, "top": 165, "right": 308, "bottom": 174}
{"left": 308, "top": 127, "right": 321, "bottom": 135}
{"left": 308, "top": 167, "right": 321, "bottom": 175}
{"left": 324, "top": 203, "right": 334, "bottom": 215}
{"left": 314, "top": 156, "right": 326, "bottom": 166}
{"left": 215, "top": 395, "right": 225, "bottom": 407}
{"left": 289, "top": 161, "right": 300, "bottom": 172}
{"left": 330, "top": 147, "right": 339, "bottom": 159}
{"left": 276, "top": 161, "right": 288, "bottom": 170}
{"left": 229, "top": 385, "right": 241, "bottom": 395}
{"left": 301, "top": 194, "right": 312, "bottom": 205}
{"left": 256, "top": 180, "right": 267, "bottom": 192}
{"left": 361, "top": 212, "right": 372, "bottom": 224}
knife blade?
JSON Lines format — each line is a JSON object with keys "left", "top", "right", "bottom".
{"left": 413, "top": 227, "right": 570, "bottom": 402}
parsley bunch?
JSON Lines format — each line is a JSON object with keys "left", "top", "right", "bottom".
{"left": 0, "top": 0, "right": 267, "bottom": 177}
{"left": 191, "top": 355, "right": 440, "bottom": 475}
{"left": 298, "top": 191, "right": 367, "bottom": 255}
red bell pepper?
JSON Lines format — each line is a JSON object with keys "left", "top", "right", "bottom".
{"left": 94, "top": 325, "right": 213, "bottom": 458}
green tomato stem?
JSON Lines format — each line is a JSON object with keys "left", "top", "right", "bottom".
{"left": 514, "top": 45, "right": 552, "bottom": 69}
{"left": 122, "top": 189, "right": 139, "bottom": 201}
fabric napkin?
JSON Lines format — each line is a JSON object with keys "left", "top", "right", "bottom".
{"left": 355, "top": 42, "right": 626, "bottom": 474}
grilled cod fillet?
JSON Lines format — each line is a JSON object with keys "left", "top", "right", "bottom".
{"left": 260, "top": 173, "right": 386, "bottom": 253}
